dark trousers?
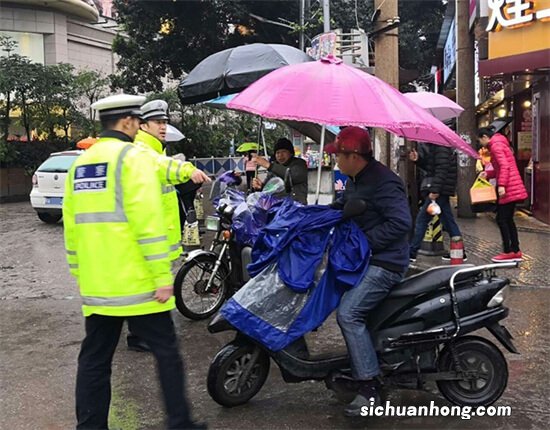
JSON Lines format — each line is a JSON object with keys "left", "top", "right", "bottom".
{"left": 496, "top": 202, "right": 520, "bottom": 253}
{"left": 76, "top": 312, "right": 193, "bottom": 430}
{"left": 410, "top": 195, "right": 462, "bottom": 254}
{"left": 245, "top": 170, "right": 255, "bottom": 191}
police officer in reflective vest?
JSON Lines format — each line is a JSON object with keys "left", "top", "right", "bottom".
{"left": 63, "top": 94, "right": 206, "bottom": 430}
{"left": 126, "top": 99, "right": 209, "bottom": 352}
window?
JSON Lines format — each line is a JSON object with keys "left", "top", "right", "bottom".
{"left": 0, "top": 31, "right": 44, "bottom": 64}
{"left": 38, "top": 154, "right": 80, "bottom": 172}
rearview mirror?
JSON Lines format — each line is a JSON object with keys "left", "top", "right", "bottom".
{"left": 342, "top": 199, "right": 367, "bottom": 220}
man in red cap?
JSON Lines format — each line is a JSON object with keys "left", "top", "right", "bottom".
{"left": 326, "top": 126, "right": 412, "bottom": 416}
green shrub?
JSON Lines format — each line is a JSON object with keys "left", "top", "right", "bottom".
{"left": 0, "top": 140, "right": 72, "bottom": 175}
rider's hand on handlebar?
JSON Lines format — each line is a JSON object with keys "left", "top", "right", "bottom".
{"left": 191, "top": 169, "right": 211, "bottom": 184}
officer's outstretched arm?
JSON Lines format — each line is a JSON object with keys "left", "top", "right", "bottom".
{"left": 62, "top": 166, "right": 79, "bottom": 280}
{"left": 155, "top": 153, "right": 200, "bottom": 186}
{"left": 123, "top": 149, "right": 172, "bottom": 288}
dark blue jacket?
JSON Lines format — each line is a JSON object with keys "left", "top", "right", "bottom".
{"left": 332, "top": 160, "right": 411, "bottom": 273}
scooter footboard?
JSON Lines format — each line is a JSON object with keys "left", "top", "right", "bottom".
{"left": 271, "top": 349, "right": 350, "bottom": 381}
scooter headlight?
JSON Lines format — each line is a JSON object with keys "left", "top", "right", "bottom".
{"left": 487, "top": 285, "right": 509, "bottom": 308}
{"left": 205, "top": 216, "right": 221, "bottom": 231}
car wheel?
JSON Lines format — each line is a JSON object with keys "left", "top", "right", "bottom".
{"left": 37, "top": 212, "right": 62, "bottom": 224}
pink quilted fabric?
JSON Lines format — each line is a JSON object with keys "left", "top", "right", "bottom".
{"left": 486, "top": 134, "right": 528, "bottom": 204}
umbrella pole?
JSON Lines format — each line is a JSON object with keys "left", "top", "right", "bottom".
{"left": 258, "top": 117, "right": 268, "bottom": 157}
{"left": 315, "top": 125, "right": 326, "bottom": 205}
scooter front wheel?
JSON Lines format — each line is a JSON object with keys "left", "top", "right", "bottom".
{"left": 207, "top": 341, "right": 270, "bottom": 407}
{"left": 437, "top": 336, "right": 508, "bottom": 407}
{"left": 173, "top": 254, "right": 228, "bottom": 320}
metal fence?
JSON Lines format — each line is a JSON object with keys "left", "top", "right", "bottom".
{"left": 189, "top": 157, "right": 245, "bottom": 176}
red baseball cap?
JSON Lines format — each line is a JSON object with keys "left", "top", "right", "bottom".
{"left": 325, "top": 127, "right": 372, "bottom": 155}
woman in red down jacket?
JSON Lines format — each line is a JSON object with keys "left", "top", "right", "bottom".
{"left": 477, "top": 127, "right": 528, "bottom": 263}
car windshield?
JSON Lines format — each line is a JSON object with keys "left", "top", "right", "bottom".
{"left": 37, "top": 154, "right": 79, "bottom": 173}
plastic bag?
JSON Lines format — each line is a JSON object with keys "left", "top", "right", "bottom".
{"left": 228, "top": 263, "right": 313, "bottom": 332}
{"left": 426, "top": 200, "right": 441, "bottom": 216}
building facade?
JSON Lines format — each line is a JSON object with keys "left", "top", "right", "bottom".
{"left": 0, "top": 0, "right": 118, "bottom": 75}
{"left": 476, "top": 0, "right": 550, "bottom": 224}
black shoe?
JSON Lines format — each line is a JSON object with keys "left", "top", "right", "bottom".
{"left": 409, "top": 253, "right": 417, "bottom": 263}
{"left": 344, "top": 391, "right": 381, "bottom": 417}
{"left": 344, "top": 380, "right": 381, "bottom": 417}
{"left": 127, "top": 335, "right": 151, "bottom": 353}
{"left": 441, "top": 252, "right": 468, "bottom": 262}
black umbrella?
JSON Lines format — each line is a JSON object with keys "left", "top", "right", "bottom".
{"left": 178, "top": 43, "right": 312, "bottom": 105}
{"left": 489, "top": 117, "right": 513, "bottom": 134}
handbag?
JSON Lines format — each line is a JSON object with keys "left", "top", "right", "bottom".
{"left": 470, "top": 177, "right": 497, "bottom": 205}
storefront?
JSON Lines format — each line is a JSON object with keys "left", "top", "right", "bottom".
{"left": 477, "top": 0, "right": 550, "bottom": 224}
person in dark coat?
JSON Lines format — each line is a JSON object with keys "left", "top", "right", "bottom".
{"left": 409, "top": 143, "right": 466, "bottom": 262}
{"left": 326, "top": 127, "right": 412, "bottom": 416}
{"left": 252, "top": 138, "right": 308, "bottom": 204}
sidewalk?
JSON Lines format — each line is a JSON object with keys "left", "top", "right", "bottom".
{"left": 410, "top": 211, "right": 550, "bottom": 288}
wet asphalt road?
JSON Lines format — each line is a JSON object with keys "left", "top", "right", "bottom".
{"left": 1, "top": 201, "right": 549, "bottom": 430}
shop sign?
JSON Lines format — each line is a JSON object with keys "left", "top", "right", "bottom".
{"left": 443, "top": 19, "right": 456, "bottom": 83}
{"left": 486, "top": 0, "right": 550, "bottom": 32}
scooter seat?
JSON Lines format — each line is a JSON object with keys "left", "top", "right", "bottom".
{"left": 388, "top": 264, "right": 474, "bottom": 298}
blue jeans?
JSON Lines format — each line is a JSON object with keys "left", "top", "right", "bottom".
{"left": 337, "top": 265, "right": 405, "bottom": 380}
{"left": 410, "top": 195, "right": 462, "bottom": 255}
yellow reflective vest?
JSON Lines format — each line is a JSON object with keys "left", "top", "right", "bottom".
{"left": 133, "top": 130, "right": 196, "bottom": 259}
{"left": 63, "top": 134, "right": 176, "bottom": 317}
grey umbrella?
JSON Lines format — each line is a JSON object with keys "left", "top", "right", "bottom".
{"left": 178, "top": 43, "right": 312, "bottom": 105}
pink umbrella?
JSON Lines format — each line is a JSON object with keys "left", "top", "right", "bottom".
{"left": 403, "top": 92, "right": 464, "bottom": 121}
{"left": 228, "top": 56, "right": 477, "bottom": 158}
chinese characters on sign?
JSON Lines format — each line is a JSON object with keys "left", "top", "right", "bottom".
{"left": 487, "top": 0, "right": 550, "bottom": 32}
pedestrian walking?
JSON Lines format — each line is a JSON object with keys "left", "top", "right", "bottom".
{"left": 325, "top": 127, "right": 412, "bottom": 416}
{"left": 408, "top": 143, "right": 466, "bottom": 262}
{"left": 63, "top": 94, "right": 206, "bottom": 430}
{"left": 477, "top": 127, "right": 527, "bottom": 262}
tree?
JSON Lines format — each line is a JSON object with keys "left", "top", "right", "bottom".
{"left": 111, "top": 0, "right": 300, "bottom": 92}
{"left": 0, "top": 35, "right": 40, "bottom": 143}
{"left": 0, "top": 34, "right": 18, "bottom": 143}
{"left": 74, "top": 70, "right": 109, "bottom": 137}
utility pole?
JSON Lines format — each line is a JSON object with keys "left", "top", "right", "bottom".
{"left": 373, "top": 0, "right": 399, "bottom": 168}
{"left": 299, "top": 0, "right": 305, "bottom": 51}
{"left": 323, "top": 0, "right": 330, "bottom": 32}
{"left": 455, "top": 0, "right": 477, "bottom": 218}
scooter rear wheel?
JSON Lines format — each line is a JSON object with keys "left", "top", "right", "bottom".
{"left": 207, "top": 341, "right": 270, "bottom": 407}
{"left": 437, "top": 336, "right": 508, "bottom": 407}
{"left": 174, "top": 254, "right": 228, "bottom": 320}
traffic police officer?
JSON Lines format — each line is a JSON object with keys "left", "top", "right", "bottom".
{"left": 63, "top": 94, "right": 206, "bottom": 429}
{"left": 126, "top": 99, "right": 208, "bottom": 352}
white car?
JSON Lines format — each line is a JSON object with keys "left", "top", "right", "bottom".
{"left": 30, "top": 150, "right": 83, "bottom": 223}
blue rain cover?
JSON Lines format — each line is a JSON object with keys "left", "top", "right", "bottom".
{"left": 221, "top": 202, "right": 370, "bottom": 351}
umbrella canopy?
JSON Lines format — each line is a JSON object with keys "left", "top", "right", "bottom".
{"left": 178, "top": 43, "right": 312, "bottom": 105}
{"left": 205, "top": 93, "right": 340, "bottom": 144}
{"left": 489, "top": 117, "right": 513, "bottom": 134}
{"left": 165, "top": 124, "right": 185, "bottom": 142}
{"left": 236, "top": 142, "right": 259, "bottom": 153}
{"left": 76, "top": 137, "right": 97, "bottom": 149}
{"left": 228, "top": 56, "right": 478, "bottom": 158}
{"left": 403, "top": 92, "right": 464, "bottom": 121}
